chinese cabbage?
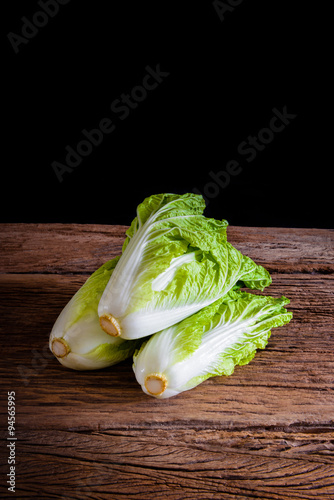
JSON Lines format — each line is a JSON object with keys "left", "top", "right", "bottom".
{"left": 98, "top": 193, "right": 271, "bottom": 340}
{"left": 133, "top": 290, "right": 292, "bottom": 398}
{"left": 49, "top": 256, "right": 141, "bottom": 370}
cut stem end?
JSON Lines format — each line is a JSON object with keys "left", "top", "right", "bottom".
{"left": 51, "top": 338, "right": 70, "bottom": 358}
{"left": 144, "top": 373, "right": 168, "bottom": 396}
{"left": 99, "top": 314, "right": 121, "bottom": 337}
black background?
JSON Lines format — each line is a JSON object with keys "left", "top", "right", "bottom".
{"left": 2, "top": 1, "right": 332, "bottom": 228}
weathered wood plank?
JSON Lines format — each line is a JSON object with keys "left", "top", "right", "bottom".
{"left": 1, "top": 272, "right": 333, "bottom": 339}
{"left": 13, "top": 428, "right": 334, "bottom": 465}
{"left": 3, "top": 383, "right": 333, "bottom": 433}
{"left": 0, "top": 224, "right": 333, "bottom": 274}
{"left": 0, "top": 223, "right": 128, "bottom": 274}
{"left": 228, "top": 226, "right": 334, "bottom": 274}
{"left": 0, "top": 273, "right": 333, "bottom": 434}
{"left": 1, "top": 224, "right": 333, "bottom": 500}
{"left": 0, "top": 429, "right": 333, "bottom": 500}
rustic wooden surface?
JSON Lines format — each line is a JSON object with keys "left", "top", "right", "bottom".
{"left": 0, "top": 223, "right": 333, "bottom": 500}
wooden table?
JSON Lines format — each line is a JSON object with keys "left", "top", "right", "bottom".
{"left": 1, "top": 224, "right": 333, "bottom": 499}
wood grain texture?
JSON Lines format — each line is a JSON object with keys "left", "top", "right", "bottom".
{"left": 1, "top": 223, "right": 333, "bottom": 274}
{"left": 0, "top": 224, "right": 333, "bottom": 499}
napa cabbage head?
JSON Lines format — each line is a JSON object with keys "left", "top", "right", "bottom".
{"left": 98, "top": 193, "right": 272, "bottom": 340}
{"left": 133, "top": 290, "right": 292, "bottom": 398}
{"left": 49, "top": 256, "right": 141, "bottom": 370}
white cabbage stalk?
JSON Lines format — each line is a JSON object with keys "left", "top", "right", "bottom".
{"left": 98, "top": 193, "right": 271, "bottom": 340}
{"left": 49, "top": 257, "right": 141, "bottom": 370}
{"left": 133, "top": 290, "right": 292, "bottom": 398}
